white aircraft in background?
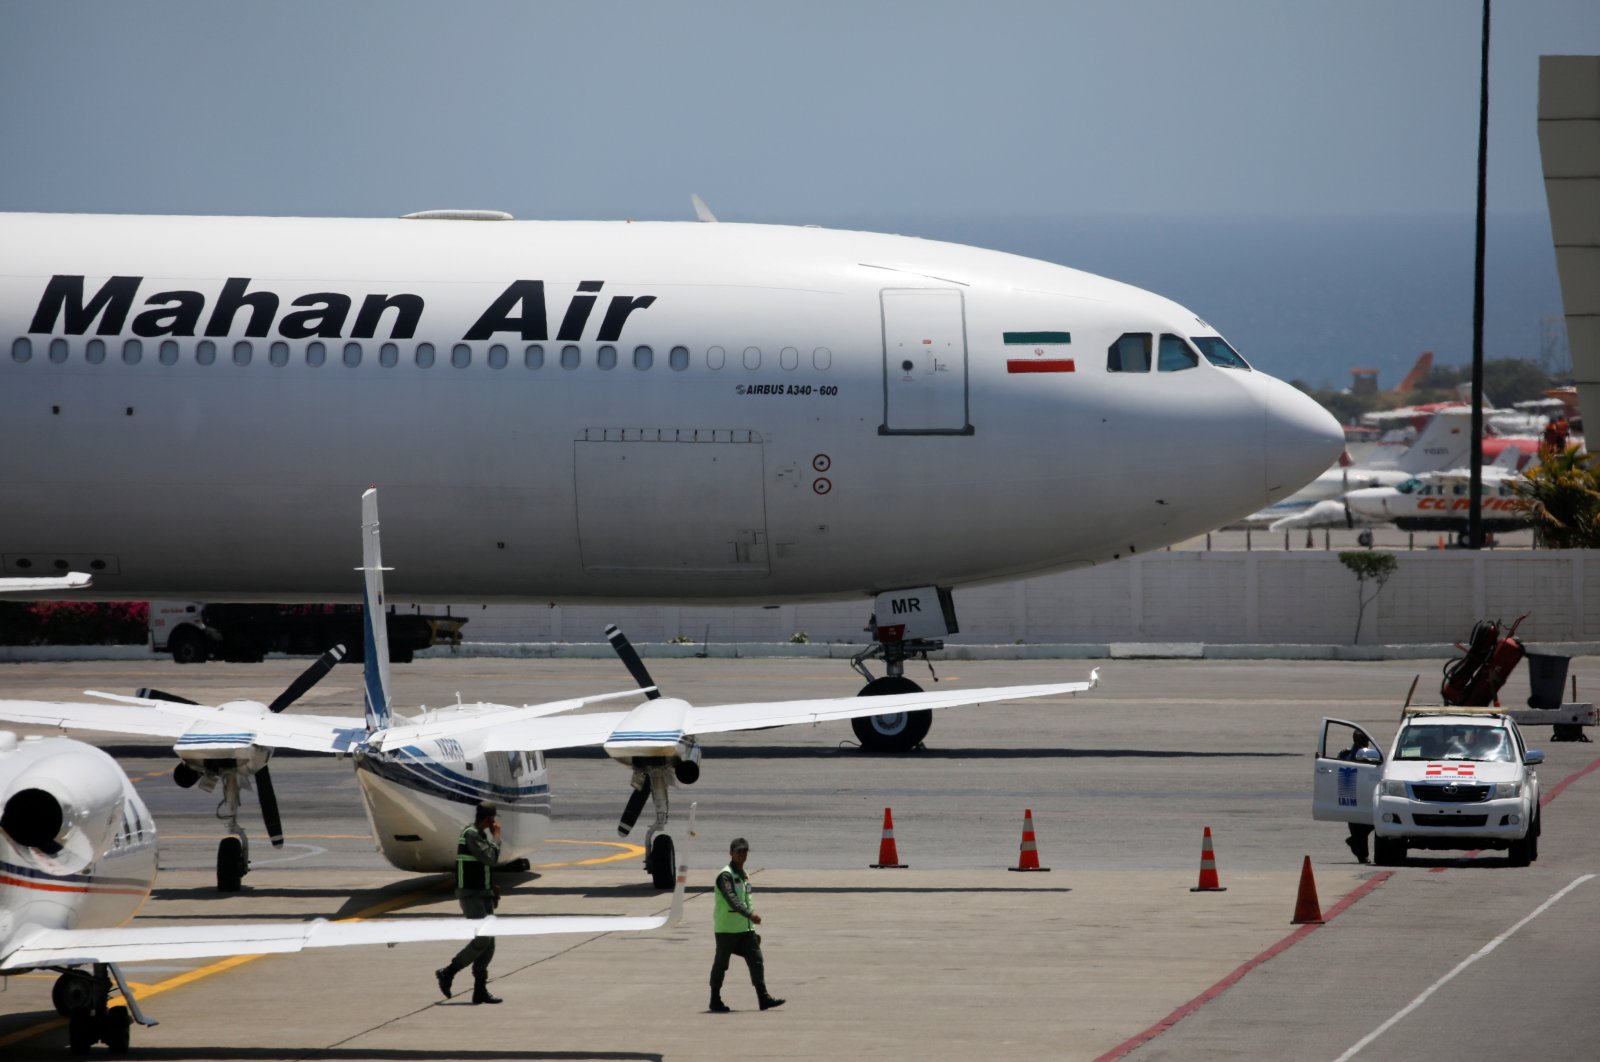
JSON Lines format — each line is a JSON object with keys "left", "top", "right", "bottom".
{"left": 0, "top": 490, "right": 1100, "bottom": 894}
{"left": 1341, "top": 458, "right": 1535, "bottom": 538}
{"left": 0, "top": 731, "right": 687, "bottom": 1055}
{"left": 0, "top": 207, "right": 1339, "bottom": 704}
{"left": 1248, "top": 407, "right": 1478, "bottom": 531}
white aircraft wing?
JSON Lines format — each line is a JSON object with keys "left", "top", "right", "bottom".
{"left": 369, "top": 687, "right": 652, "bottom": 749}
{"left": 3, "top": 900, "right": 682, "bottom": 970}
{"left": 0, "top": 572, "right": 92, "bottom": 593}
{"left": 0, "top": 698, "right": 368, "bottom": 754}
{"left": 680, "top": 674, "right": 1100, "bottom": 735}
{"left": 471, "top": 711, "right": 636, "bottom": 753}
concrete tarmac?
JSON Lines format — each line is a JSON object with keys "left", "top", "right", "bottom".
{"left": 2, "top": 656, "right": 1599, "bottom": 1060}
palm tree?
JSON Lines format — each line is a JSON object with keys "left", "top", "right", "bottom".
{"left": 1511, "top": 448, "right": 1600, "bottom": 548}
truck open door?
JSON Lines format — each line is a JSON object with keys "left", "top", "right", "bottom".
{"left": 1312, "top": 718, "right": 1380, "bottom": 824}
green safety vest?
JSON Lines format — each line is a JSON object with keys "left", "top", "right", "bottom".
{"left": 713, "top": 863, "right": 754, "bottom": 933}
{"left": 456, "top": 825, "right": 492, "bottom": 891}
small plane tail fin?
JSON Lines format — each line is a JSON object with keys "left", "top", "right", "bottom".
{"left": 1395, "top": 407, "right": 1475, "bottom": 475}
{"left": 1393, "top": 351, "right": 1433, "bottom": 394}
{"left": 359, "top": 488, "right": 394, "bottom": 732}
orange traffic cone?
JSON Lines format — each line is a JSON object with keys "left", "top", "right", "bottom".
{"left": 1190, "top": 826, "right": 1227, "bottom": 891}
{"left": 1291, "top": 855, "right": 1324, "bottom": 924}
{"left": 1008, "top": 809, "right": 1051, "bottom": 872}
{"left": 870, "top": 807, "right": 908, "bottom": 868}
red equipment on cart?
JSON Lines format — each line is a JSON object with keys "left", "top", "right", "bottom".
{"left": 1441, "top": 615, "right": 1528, "bottom": 707}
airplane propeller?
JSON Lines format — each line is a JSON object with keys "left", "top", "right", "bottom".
{"left": 604, "top": 624, "right": 661, "bottom": 701}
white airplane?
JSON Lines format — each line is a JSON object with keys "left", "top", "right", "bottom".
{"left": 0, "top": 208, "right": 1340, "bottom": 700}
{"left": 1341, "top": 462, "right": 1533, "bottom": 537}
{"left": 0, "top": 731, "right": 687, "bottom": 1055}
{"left": 1253, "top": 407, "right": 1479, "bottom": 531}
{"left": 0, "top": 489, "right": 1101, "bottom": 895}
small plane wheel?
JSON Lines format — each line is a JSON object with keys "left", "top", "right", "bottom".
{"left": 169, "top": 628, "right": 208, "bottom": 664}
{"left": 648, "top": 834, "right": 676, "bottom": 890}
{"left": 217, "top": 836, "right": 246, "bottom": 892}
{"left": 1357, "top": 530, "right": 1374, "bottom": 548}
{"left": 852, "top": 676, "right": 931, "bottom": 753}
{"left": 103, "top": 1007, "right": 132, "bottom": 1054}
{"left": 52, "top": 970, "right": 96, "bottom": 1016}
{"left": 67, "top": 1010, "right": 96, "bottom": 1055}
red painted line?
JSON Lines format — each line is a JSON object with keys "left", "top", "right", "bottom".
{"left": 0, "top": 874, "right": 146, "bottom": 897}
{"left": 1006, "top": 359, "right": 1075, "bottom": 373}
{"left": 1094, "top": 871, "right": 1393, "bottom": 1062}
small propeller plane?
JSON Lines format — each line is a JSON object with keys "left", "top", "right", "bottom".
{"left": 0, "top": 489, "right": 1099, "bottom": 893}
{"left": 0, "top": 730, "right": 686, "bottom": 1055}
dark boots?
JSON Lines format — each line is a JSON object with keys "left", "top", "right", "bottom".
{"left": 472, "top": 977, "right": 502, "bottom": 1005}
{"left": 435, "top": 966, "right": 456, "bottom": 999}
{"left": 757, "top": 985, "right": 786, "bottom": 1010}
{"left": 709, "top": 995, "right": 731, "bottom": 1013}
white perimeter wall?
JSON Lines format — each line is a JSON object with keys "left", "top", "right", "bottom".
{"left": 437, "top": 551, "right": 1600, "bottom": 647}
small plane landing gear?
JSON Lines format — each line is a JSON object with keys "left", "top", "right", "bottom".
{"left": 54, "top": 964, "right": 152, "bottom": 1055}
{"left": 646, "top": 833, "right": 676, "bottom": 890}
{"left": 215, "top": 773, "right": 250, "bottom": 892}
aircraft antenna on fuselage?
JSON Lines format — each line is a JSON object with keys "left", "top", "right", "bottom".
{"left": 359, "top": 488, "right": 395, "bottom": 731}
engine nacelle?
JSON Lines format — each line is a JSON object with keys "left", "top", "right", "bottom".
{"left": 0, "top": 738, "right": 126, "bottom": 874}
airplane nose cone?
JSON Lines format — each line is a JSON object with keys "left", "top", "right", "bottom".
{"left": 1263, "top": 378, "right": 1344, "bottom": 501}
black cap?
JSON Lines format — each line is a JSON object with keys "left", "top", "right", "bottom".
{"left": 476, "top": 802, "right": 497, "bottom": 821}
{"left": 729, "top": 837, "right": 749, "bottom": 853}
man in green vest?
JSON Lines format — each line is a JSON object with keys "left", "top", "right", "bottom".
{"left": 435, "top": 802, "right": 503, "bottom": 1005}
{"left": 709, "top": 837, "right": 785, "bottom": 1013}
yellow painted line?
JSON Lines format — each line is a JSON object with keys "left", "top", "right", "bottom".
{"left": 0, "top": 840, "right": 640, "bottom": 1048}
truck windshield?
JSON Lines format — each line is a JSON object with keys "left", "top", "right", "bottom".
{"left": 1395, "top": 724, "right": 1515, "bottom": 762}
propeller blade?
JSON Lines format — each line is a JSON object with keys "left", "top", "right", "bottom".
{"left": 604, "top": 624, "right": 661, "bottom": 700}
{"left": 267, "top": 644, "right": 347, "bottom": 714}
{"left": 135, "top": 687, "right": 199, "bottom": 705}
{"left": 617, "top": 785, "right": 650, "bottom": 837}
{"left": 256, "top": 764, "right": 285, "bottom": 848}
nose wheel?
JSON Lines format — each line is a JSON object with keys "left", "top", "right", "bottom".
{"left": 215, "top": 773, "right": 250, "bottom": 892}
{"left": 852, "top": 676, "right": 932, "bottom": 752}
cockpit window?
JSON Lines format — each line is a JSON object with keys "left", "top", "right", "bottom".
{"left": 1107, "top": 333, "right": 1151, "bottom": 373}
{"left": 1157, "top": 334, "right": 1198, "bottom": 372}
{"left": 1192, "top": 336, "right": 1251, "bottom": 370}
{"left": 1398, "top": 478, "right": 1421, "bottom": 494}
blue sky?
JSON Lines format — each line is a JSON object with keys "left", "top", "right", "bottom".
{"left": 3, "top": 1, "right": 1596, "bottom": 222}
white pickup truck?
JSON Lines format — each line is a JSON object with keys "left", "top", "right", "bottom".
{"left": 1314, "top": 709, "right": 1543, "bottom": 867}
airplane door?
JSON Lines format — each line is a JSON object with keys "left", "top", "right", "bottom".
{"left": 880, "top": 288, "right": 973, "bottom": 435}
{"left": 1312, "top": 718, "right": 1381, "bottom": 825}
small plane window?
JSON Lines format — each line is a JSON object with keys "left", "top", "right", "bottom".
{"left": 123, "top": 339, "right": 143, "bottom": 365}
{"left": 270, "top": 341, "right": 290, "bottom": 367}
{"left": 1158, "top": 334, "right": 1198, "bottom": 372}
{"left": 814, "top": 346, "right": 832, "bottom": 371}
{"left": 86, "top": 339, "right": 106, "bottom": 365}
{"left": 525, "top": 344, "right": 544, "bottom": 369}
{"left": 10, "top": 337, "right": 31, "bottom": 363}
{"left": 451, "top": 344, "right": 471, "bottom": 369}
{"left": 780, "top": 346, "right": 799, "bottom": 370}
{"left": 1192, "top": 335, "right": 1251, "bottom": 370}
{"left": 414, "top": 342, "right": 434, "bottom": 368}
{"left": 159, "top": 340, "right": 179, "bottom": 366}
{"left": 197, "top": 340, "right": 217, "bottom": 366}
{"left": 379, "top": 342, "right": 399, "bottom": 368}
{"left": 344, "top": 342, "right": 363, "bottom": 367}
{"left": 233, "top": 341, "right": 253, "bottom": 366}
{"left": 1106, "top": 333, "right": 1151, "bottom": 372}
{"left": 488, "top": 344, "right": 508, "bottom": 369}
{"left": 49, "top": 338, "right": 69, "bottom": 364}
{"left": 560, "top": 345, "right": 580, "bottom": 370}
{"left": 633, "top": 345, "right": 653, "bottom": 370}
{"left": 743, "top": 346, "right": 762, "bottom": 370}
{"left": 1453, "top": 484, "right": 1467, "bottom": 497}
{"left": 597, "top": 345, "right": 617, "bottom": 370}
{"left": 707, "top": 345, "right": 726, "bottom": 370}
{"left": 306, "top": 341, "right": 326, "bottom": 367}
{"left": 669, "top": 345, "right": 689, "bottom": 371}
{"left": 1398, "top": 479, "right": 1420, "bottom": 494}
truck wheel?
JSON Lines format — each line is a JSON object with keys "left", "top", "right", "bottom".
{"left": 169, "top": 628, "right": 208, "bottom": 664}
{"left": 1508, "top": 834, "right": 1532, "bottom": 867}
{"left": 1373, "top": 836, "right": 1404, "bottom": 867}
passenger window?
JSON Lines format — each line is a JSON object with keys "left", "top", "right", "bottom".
{"left": 306, "top": 341, "right": 326, "bottom": 367}
{"left": 233, "top": 341, "right": 253, "bottom": 366}
{"left": 379, "top": 342, "right": 399, "bottom": 368}
{"left": 414, "top": 342, "right": 434, "bottom": 368}
{"left": 451, "top": 344, "right": 471, "bottom": 368}
{"left": 197, "top": 340, "right": 217, "bottom": 366}
{"left": 560, "top": 345, "right": 580, "bottom": 370}
{"left": 344, "top": 342, "right": 362, "bottom": 367}
{"left": 49, "top": 338, "right": 69, "bottom": 364}
{"left": 707, "top": 345, "right": 726, "bottom": 370}
{"left": 488, "top": 344, "right": 508, "bottom": 369}
{"left": 597, "top": 345, "right": 617, "bottom": 370}
{"left": 10, "top": 337, "right": 31, "bottom": 363}
{"left": 1158, "top": 334, "right": 1199, "bottom": 372}
{"left": 525, "top": 344, "right": 544, "bottom": 369}
{"left": 1192, "top": 335, "right": 1251, "bottom": 370}
{"left": 669, "top": 345, "right": 689, "bottom": 371}
{"left": 743, "top": 346, "right": 761, "bottom": 370}
{"left": 633, "top": 345, "right": 653, "bottom": 370}
{"left": 780, "top": 346, "right": 799, "bottom": 370}
{"left": 813, "top": 347, "right": 832, "bottom": 371}
{"left": 158, "top": 340, "right": 178, "bottom": 366}
{"left": 1106, "top": 333, "right": 1151, "bottom": 372}
{"left": 123, "top": 339, "right": 143, "bottom": 365}
{"left": 270, "top": 341, "right": 290, "bottom": 367}
{"left": 86, "top": 339, "right": 106, "bottom": 365}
